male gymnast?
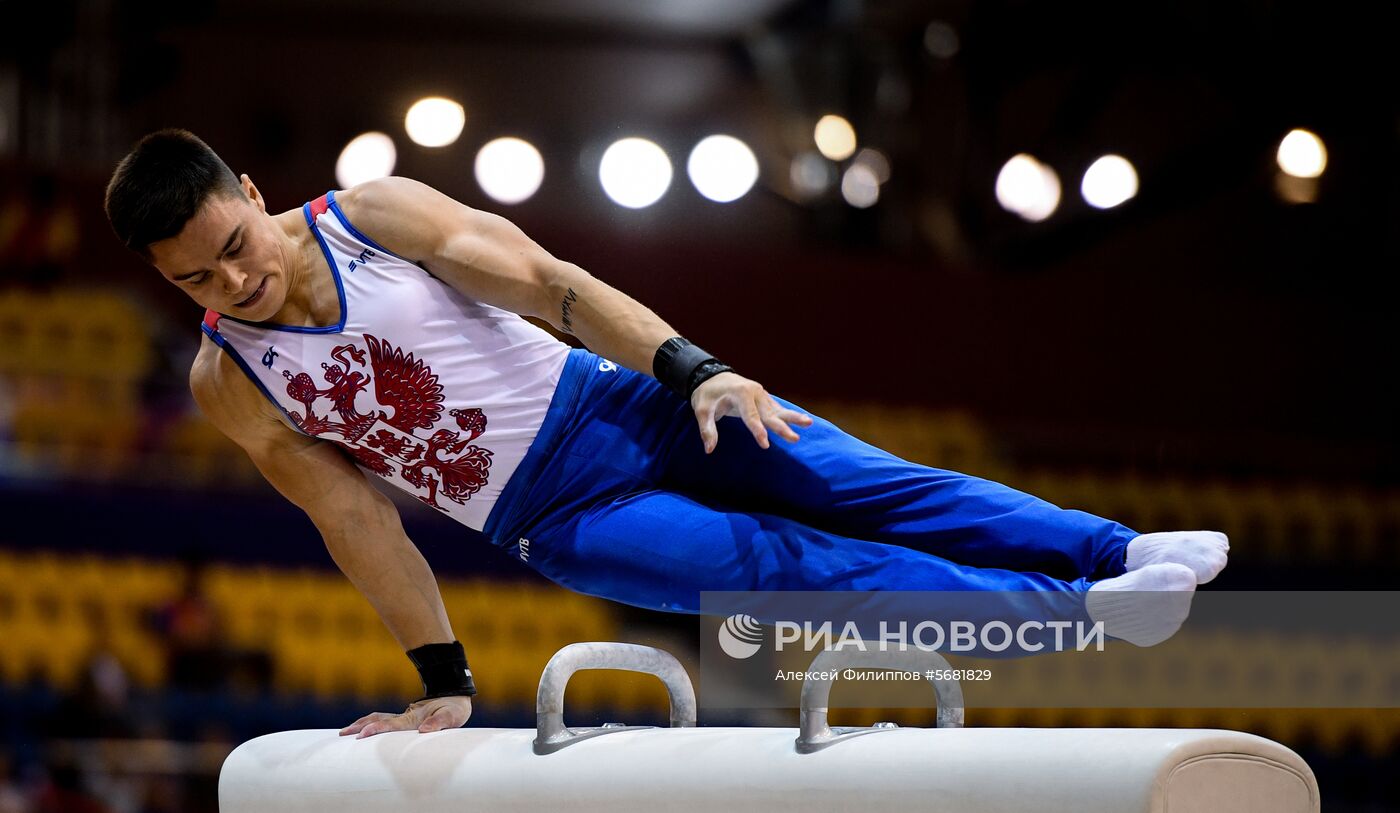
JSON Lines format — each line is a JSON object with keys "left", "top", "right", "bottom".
{"left": 103, "top": 130, "right": 1228, "bottom": 737}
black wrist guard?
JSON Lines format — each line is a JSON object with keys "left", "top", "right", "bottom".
{"left": 407, "top": 641, "right": 478, "bottom": 699}
{"left": 653, "top": 337, "right": 733, "bottom": 400}
{"left": 687, "top": 359, "right": 734, "bottom": 397}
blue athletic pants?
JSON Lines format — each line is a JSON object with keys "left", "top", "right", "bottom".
{"left": 481, "top": 350, "right": 1136, "bottom": 615}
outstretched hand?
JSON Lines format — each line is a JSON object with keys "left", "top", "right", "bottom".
{"left": 339, "top": 695, "right": 473, "bottom": 738}
{"left": 690, "top": 372, "right": 813, "bottom": 454}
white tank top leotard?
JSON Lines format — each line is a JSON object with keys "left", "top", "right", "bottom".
{"left": 201, "top": 190, "right": 570, "bottom": 531}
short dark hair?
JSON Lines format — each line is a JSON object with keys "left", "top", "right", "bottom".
{"left": 104, "top": 129, "right": 243, "bottom": 257}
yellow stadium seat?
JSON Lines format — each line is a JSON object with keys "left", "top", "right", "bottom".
{"left": 270, "top": 629, "right": 318, "bottom": 693}
{"left": 7, "top": 295, "right": 64, "bottom": 377}
{"left": 203, "top": 564, "right": 247, "bottom": 607}
{"left": 369, "top": 649, "right": 421, "bottom": 699}
{"left": 71, "top": 294, "right": 152, "bottom": 381}
{"left": 0, "top": 290, "right": 38, "bottom": 375}
{"left": 160, "top": 413, "right": 257, "bottom": 484}
{"left": 305, "top": 647, "right": 354, "bottom": 698}
{"left": 106, "top": 627, "right": 166, "bottom": 688}
{"left": 10, "top": 400, "right": 141, "bottom": 477}
{"left": 1229, "top": 485, "right": 1288, "bottom": 561}
{"left": 29, "top": 616, "right": 94, "bottom": 690}
{"left": 66, "top": 554, "right": 110, "bottom": 596}
{"left": 0, "top": 622, "right": 52, "bottom": 684}
{"left": 322, "top": 591, "right": 380, "bottom": 644}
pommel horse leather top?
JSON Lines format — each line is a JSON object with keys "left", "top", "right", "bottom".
{"left": 219, "top": 643, "right": 1320, "bottom": 813}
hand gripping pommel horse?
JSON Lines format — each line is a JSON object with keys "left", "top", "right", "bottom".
{"left": 219, "top": 642, "right": 1319, "bottom": 812}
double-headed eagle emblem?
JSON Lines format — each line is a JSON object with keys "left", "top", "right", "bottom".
{"left": 282, "top": 335, "right": 492, "bottom": 511}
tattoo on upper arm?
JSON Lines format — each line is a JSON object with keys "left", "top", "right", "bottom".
{"left": 560, "top": 287, "right": 579, "bottom": 334}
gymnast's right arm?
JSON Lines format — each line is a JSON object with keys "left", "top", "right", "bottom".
{"left": 189, "top": 337, "right": 473, "bottom": 736}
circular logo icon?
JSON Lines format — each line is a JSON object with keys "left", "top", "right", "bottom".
{"left": 718, "top": 614, "right": 764, "bottom": 659}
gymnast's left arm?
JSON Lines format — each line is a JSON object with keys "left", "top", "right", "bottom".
{"left": 336, "top": 177, "right": 812, "bottom": 453}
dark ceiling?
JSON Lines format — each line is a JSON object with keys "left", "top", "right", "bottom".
{"left": 2, "top": 0, "right": 1396, "bottom": 481}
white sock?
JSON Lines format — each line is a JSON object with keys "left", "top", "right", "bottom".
{"left": 1086, "top": 563, "right": 1197, "bottom": 647}
{"left": 1125, "top": 530, "right": 1229, "bottom": 584}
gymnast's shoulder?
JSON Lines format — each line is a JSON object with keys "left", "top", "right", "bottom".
{"left": 189, "top": 333, "right": 287, "bottom": 447}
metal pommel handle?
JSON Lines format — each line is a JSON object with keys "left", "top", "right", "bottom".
{"left": 534, "top": 642, "right": 696, "bottom": 754}
{"left": 797, "top": 647, "right": 965, "bottom": 754}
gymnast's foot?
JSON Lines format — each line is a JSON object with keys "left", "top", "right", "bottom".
{"left": 1086, "top": 563, "right": 1197, "bottom": 647}
{"left": 1125, "top": 530, "right": 1229, "bottom": 584}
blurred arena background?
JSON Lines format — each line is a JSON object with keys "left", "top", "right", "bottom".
{"left": 1, "top": 1, "right": 1397, "bottom": 810}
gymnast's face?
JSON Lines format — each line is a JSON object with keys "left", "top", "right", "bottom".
{"left": 147, "top": 175, "right": 289, "bottom": 320}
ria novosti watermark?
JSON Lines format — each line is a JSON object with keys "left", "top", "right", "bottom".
{"left": 698, "top": 590, "right": 1400, "bottom": 710}
{"left": 719, "top": 614, "right": 1105, "bottom": 660}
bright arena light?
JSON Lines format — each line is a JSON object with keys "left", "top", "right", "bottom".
{"left": 686, "top": 135, "right": 759, "bottom": 203}
{"left": 814, "top": 115, "right": 857, "bottom": 161}
{"left": 599, "top": 138, "right": 673, "bottom": 209}
{"left": 1080, "top": 154, "right": 1139, "bottom": 209}
{"left": 404, "top": 97, "right": 466, "bottom": 148}
{"left": 1276, "top": 129, "right": 1327, "bottom": 178}
{"left": 790, "top": 152, "right": 835, "bottom": 198}
{"left": 923, "top": 21, "right": 961, "bottom": 58}
{"left": 335, "top": 132, "right": 397, "bottom": 188}
{"left": 474, "top": 137, "right": 545, "bottom": 205}
{"left": 841, "top": 164, "right": 880, "bottom": 208}
{"left": 995, "top": 154, "right": 1061, "bottom": 222}
{"left": 853, "top": 147, "right": 891, "bottom": 185}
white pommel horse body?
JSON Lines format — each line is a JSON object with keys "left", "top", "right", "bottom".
{"left": 219, "top": 643, "right": 1320, "bottom": 813}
